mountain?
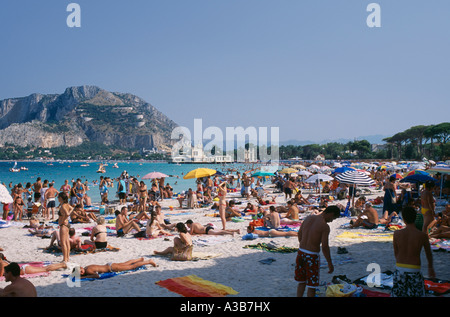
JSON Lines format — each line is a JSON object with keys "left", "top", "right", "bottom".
{"left": 281, "top": 134, "right": 389, "bottom": 146}
{"left": 0, "top": 86, "right": 178, "bottom": 150}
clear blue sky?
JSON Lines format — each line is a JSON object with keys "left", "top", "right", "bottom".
{"left": 0, "top": 0, "right": 449, "bottom": 143}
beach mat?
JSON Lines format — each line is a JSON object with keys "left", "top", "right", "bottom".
{"left": 0, "top": 261, "right": 52, "bottom": 281}
{"left": 43, "top": 244, "right": 120, "bottom": 255}
{"left": 243, "top": 242, "right": 297, "bottom": 253}
{"left": 156, "top": 274, "right": 238, "bottom": 297}
{"left": 63, "top": 266, "right": 147, "bottom": 282}
{"left": 336, "top": 231, "right": 393, "bottom": 242}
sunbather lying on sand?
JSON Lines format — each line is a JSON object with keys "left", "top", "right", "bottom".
{"left": 247, "top": 225, "right": 297, "bottom": 237}
{"left": 76, "top": 257, "right": 158, "bottom": 279}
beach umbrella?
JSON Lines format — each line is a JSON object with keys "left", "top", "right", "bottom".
{"left": 405, "top": 169, "right": 429, "bottom": 177}
{"left": 304, "top": 174, "right": 334, "bottom": 183}
{"left": 399, "top": 174, "right": 438, "bottom": 184}
{"left": 279, "top": 167, "right": 298, "bottom": 174}
{"left": 308, "top": 164, "right": 320, "bottom": 170}
{"left": 333, "top": 166, "right": 355, "bottom": 174}
{"left": 183, "top": 168, "right": 217, "bottom": 180}
{"left": 251, "top": 171, "right": 275, "bottom": 178}
{"left": 0, "top": 184, "right": 13, "bottom": 204}
{"left": 141, "top": 172, "right": 170, "bottom": 180}
{"left": 391, "top": 173, "right": 403, "bottom": 180}
{"left": 297, "top": 170, "right": 312, "bottom": 177}
{"left": 422, "top": 166, "right": 450, "bottom": 198}
{"left": 291, "top": 164, "right": 306, "bottom": 170}
{"left": 334, "top": 170, "right": 375, "bottom": 187}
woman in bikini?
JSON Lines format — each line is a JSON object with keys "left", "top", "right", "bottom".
{"left": 153, "top": 222, "right": 193, "bottom": 259}
{"left": 13, "top": 195, "right": 24, "bottom": 221}
{"left": 57, "top": 192, "right": 73, "bottom": 263}
{"left": 138, "top": 181, "right": 148, "bottom": 213}
{"left": 84, "top": 216, "right": 108, "bottom": 249}
{"left": 77, "top": 257, "right": 158, "bottom": 279}
{"left": 145, "top": 210, "right": 172, "bottom": 238}
{"left": 218, "top": 182, "right": 227, "bottom": 230}
{"left": 421, "top": 181, "right": 436, "bottom": 233}
{"left": 0, "top": 253, "right": 67, "bottom": 276}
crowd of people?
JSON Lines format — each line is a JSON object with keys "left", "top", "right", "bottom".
{"left": 1, "top": 161, "right": 449, "bottom": 298}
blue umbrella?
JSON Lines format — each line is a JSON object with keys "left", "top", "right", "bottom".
{"left": 251, "top": 171, "right": 275, "bottom": 177}
{"left": 333, "top": 166, "right": 355, "bottom": 174}
{"left": 399, "top": 174, "right": 438, "bottom": 184}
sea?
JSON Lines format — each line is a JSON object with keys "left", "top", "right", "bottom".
{"left": 0, "top": 160, "right": 270, "bottom": 204}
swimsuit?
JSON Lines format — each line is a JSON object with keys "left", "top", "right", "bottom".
{"left": 294, "top": 248, "right": 320, "bottom": 288}
{"left": 421, "top": 207, "right": 429, "bottom": 215}
{"left": 95, "top": 241, "right": 108, "bottom": 249}
{"left": 205, "top": 226, "right": 214, "bottom": 234}
{"left": 362, "top": 219, "right": 377, "bottom": 229}
{"left": 391, "top": 264, "right": 425, "bottom": 297}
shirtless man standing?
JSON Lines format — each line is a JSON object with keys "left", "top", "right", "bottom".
{"left": 295, "top": 205, "right": 340, "bottom": 297}
{"left": 185, "top": 220, "right": 240, "bottom": 236}
{"left": 391, "top": 206, "right": 435, "bottom": 297}
{"left": 0, "top": 263, "right": 37, "bottom": 297}
{"left": 45, "top": 183, "right": 59, "bottom": 220}
{"left": 32, "top": 177, "right": 42, "bottom": 203}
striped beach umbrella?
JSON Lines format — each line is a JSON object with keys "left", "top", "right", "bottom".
{"left": 405, "top": 169, "right": 429, "bottom": 177}
{"left": 335, "top": 170, "right": 375, "bottom": 186}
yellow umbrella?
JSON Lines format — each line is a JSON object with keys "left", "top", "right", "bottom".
{"left": 183, "top": 168, "right": 217, "bottom": 180}
{"left": 279, "top": 167, "right": 298, "bottom": 174}
{"left": 291, "top": 164, "right": 306, "bottom": 169}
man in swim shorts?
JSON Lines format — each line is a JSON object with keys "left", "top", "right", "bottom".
{"left": 295, "top": 206, "right": 340, "bottom": 297}
{"left": 391, "top": 206, "right": 435, "bottom": 297}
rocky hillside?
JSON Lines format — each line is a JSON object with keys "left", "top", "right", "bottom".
{"left": 0, "top": 86, "right": 178, "bottom": 150}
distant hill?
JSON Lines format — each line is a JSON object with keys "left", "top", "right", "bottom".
{"left": 281, "top": 134, "right": 389, "bottom": 146}
{"left": 0, "top": 86, "right": 178, "bottom": 150}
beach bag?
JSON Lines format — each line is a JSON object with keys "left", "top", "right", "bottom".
{"left": 326, "top": 284, "right": 357, "bottom": 297}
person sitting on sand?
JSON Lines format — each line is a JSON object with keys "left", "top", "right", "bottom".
{"left": 225, "top": 201, "right": 241, "bottom": 221}
{"left": 154, "top": 205, "right": 176, "bottom": 231}
{"left": 243, "top": 202, "right": 258, "bottom": 215}
{"left": 115, "top": 206, "right": 141, "bottom": 237}
{"left": 185, "top": 219, "right": 240, "bottom": 236}
{"left": 145, "top": 210, "right": 172, "bottom": 238}
{"left": 246, "top": 225, "right": 298, "bottom": 238}
{"left": 0, "top": 262, "right": 37, "bottom": 297}
{"left": 264, "top": 206, "right": 281, "bottom": 229}
{"left": 76, "top": 258, "right": 158, "bottom": 279}
{"left": 349, "top": 202, "right": 379, "bottom": 229}
{"left": 83, "top": 216, "right": 108, "bottom": 250}
{"left": 70, "top": 204, "right": 95, "bottom": 223}
{"left": 281, "top": 200, "right": 300, "bottom": 221}
{"left": 154, "top": 222, "right": 193, "bottom": 259}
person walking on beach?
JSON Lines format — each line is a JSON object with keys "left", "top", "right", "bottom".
{"left": 32, "top": 177, "right": 42, "bottom": 202}
{"left": 295, "top": 205, "right": 340, "bottom": 297}
{"left": 391, "top": 206, "right": 435, "bottom": 297}
{"left": 57, "top": 192, "right": 73, "bottom": 264}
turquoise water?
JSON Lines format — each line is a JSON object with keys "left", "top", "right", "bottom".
{"left": 0, "top": 161, "right": 260, "bottom": 204}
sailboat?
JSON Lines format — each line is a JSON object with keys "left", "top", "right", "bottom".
{"left": 97, "top": 163, "right": 106, "bottom": 173}
{"left": 10, "top": 162, "right": 20, "bottom": 172}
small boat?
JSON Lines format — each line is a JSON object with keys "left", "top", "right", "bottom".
{"left": 112, "top": 163, "right": 119, "bottom": 168}
{"left": 97, "top": 164, "right": 106, "bottom": 173}
{"left": 10, "top": 162, "right": 20, "bottom": 172}
{"left": 81, "top": 164, "right": 89, "bottom": 167}
{"left": 20, "top": 166, "right": 28, "bottom": 171}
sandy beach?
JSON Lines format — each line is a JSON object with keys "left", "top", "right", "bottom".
{"left": 1, "top": 183, "right": 449, "bottom": 299}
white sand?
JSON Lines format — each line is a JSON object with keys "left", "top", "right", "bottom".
{"left": 1, "top": 188, "right": 449, "bottom": 298}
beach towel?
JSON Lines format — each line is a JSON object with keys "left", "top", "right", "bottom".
{"left": 0, "top": 261, "right": 52, "bottom": 281}
{"left": 354, "top": 271, "right": 450, "bottom": 295}
{"left": 336, "top": 231, "right": 393, "bottom": 242}
{"left": 156, "top": 275, "right": 239, "bottom": 297}
{"left": 43, "top": 244, "right": 120, "bottom": 255}
{"left": 430, "top": 239, "right": 450, "bottom": 252}
{"left": 193, "top": 236, "right": 233, "bottom": 247}
{"left": 243, "top": 242, "right": 297, "bottom": 253}
{"left": 63, "top": 266, "right": 147, "bottom": 282}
